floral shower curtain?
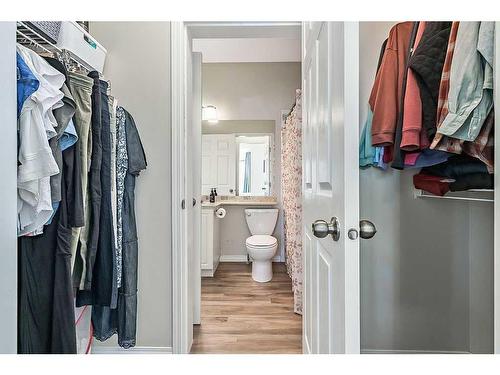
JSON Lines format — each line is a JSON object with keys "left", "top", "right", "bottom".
{"left": 281, "top": 89, "right": 302, "bottom": 315}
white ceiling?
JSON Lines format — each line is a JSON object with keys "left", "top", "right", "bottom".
{"left": 186, "top": 22, "right": 301, "bottom": 39}
{"left": 192, "top": 37, "right": 301, "bottom": 63}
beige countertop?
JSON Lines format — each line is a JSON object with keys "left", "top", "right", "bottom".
{"left": 201, "top": 196, "right": 278, "bottom": 208}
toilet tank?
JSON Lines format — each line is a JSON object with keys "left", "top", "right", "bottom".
{"left": 245, "top": 209, "right": 279, "bottom": 235}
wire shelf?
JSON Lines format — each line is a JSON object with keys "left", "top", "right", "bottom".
{"left": 414, "top": 188, "right": 494, "bottom": 203}
{"left": 16, "top": 21, "right": 93, "bottom": 73}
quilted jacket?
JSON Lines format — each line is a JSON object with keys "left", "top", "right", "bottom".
{"left": 408, "top": 21, "right": 452, "bottom": 142}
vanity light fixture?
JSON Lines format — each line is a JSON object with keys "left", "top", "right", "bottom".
{"left": 202, "top": 105, "right": 218, "bottom": 124}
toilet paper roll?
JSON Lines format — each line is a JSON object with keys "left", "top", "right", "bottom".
{"left": 215, "top": 207, "right": 226, "bottom": 219}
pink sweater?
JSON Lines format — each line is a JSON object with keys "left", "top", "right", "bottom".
{"left": 400, "top": 22, "right": 426, "bottom": 151}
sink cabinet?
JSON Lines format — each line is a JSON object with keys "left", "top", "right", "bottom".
{"left": 201, "top": 206, "right": 221, "bottom": 277}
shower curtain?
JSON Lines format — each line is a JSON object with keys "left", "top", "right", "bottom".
{"left": 281, "top": 89, "right": 302, "bottom": 315}
{"left": 243, "top": 152, "right": 252, "bottom": 193}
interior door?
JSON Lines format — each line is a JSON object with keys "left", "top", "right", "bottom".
{"left": 202, "top": 134, "right": 236, "bottom": 195}
{"left": 302, "top": 22, "right": 360, "bottom": 354}
{"left": 185, "top": 34, "right": 195, "bottom": 351}
{"left": 192, "top": 52, "right": 202, "bottom": 325}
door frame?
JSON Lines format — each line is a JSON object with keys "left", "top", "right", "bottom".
{"left": 171, "top": 21, "right": 190, "bottom": 354}
{"left": 171, "top": 21, "right": 302, "bottom": 354}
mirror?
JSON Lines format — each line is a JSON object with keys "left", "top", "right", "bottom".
{"left": 236, "top": 135, "right": 270, "bottom": 196}
{"left": 201, "top": 120, "right": 275, "bottom": 197}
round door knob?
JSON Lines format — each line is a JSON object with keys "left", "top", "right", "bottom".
{"left": 359, "top": 220, "right": 377, "bottom": 239}
{"left": 348, "top": 228, "right": 358, "bottom": 240}
{"left": 312, "top": 217, "right": 340, "bottom": 241}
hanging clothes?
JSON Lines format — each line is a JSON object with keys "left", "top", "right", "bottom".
{"left": 43, "top": 57, "right": 79, "bottom": 227}
{"left": 431, "top": 22, "right": 461, "bottom": 153}
{"left": 435, "top": 22, "right": 494, "bottom": 142}
{"left": 362, "top": 21, "right": 494, "bottom": 197}
{"left": 400, "top": 21, "right": 426, "bottom": 151}
{"left": 76, "top": 72, "right": 105, "bottom": 302}
{"left": 18, "top": 109, "right": 83, "bottom": 354}
{"left": 369, "top": 22, "right": 414, "bottom": 147}
{"left": 109, "top": 96, "right": 120, "bottom": 286}
{"left": 16, "top": 37, "right": 145, "bottom": 353}
{"left": 68, "top": 72, "right": 95, "bottom": 284}
{"left": 92, "top": 107, "right": 146, "bottom": 348}
{"left": 462, "top": 108, "right": 494, "bottom": 173}
{"left": 77, "top": 72, "right": 118, "bottom": 311}
{"left": 359, "top": 38, "right": 388, "bottom": 169}
{"left": 281, "top": 89, "right": 303, "bottom": 315}
{"left": 408, "top": 22, "right": 452, "bottom": 142}
{"left": 16, "top": 52, "right": 39, "bottom": 118}
{"left": 16, "top": 45, "right": 63, "bottom": 236}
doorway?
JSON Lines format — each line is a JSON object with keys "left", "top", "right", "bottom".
{"left": 172, "top": 21, "right": 303, "bottom": 354}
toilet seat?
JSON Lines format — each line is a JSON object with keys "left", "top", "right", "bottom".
{"left": 246, "top": 235, "right": 277, "bottom": 249}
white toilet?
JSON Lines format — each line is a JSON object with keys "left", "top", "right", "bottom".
{"left": 245, "top": 208, "right": 279, "bottom": 282}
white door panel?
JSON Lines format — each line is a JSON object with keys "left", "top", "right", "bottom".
{"left": 202, "top": 134, "right": 236, "bottom": 195}
{"left": 192, "top": 52, "right": 202, "bottom": 326}
{"left": 317, "top": 242, "right": 334, "bottom": 353}
{"left": 302, "top": 21, "right": 360, "bottom": 354}
{"left": 217, "top": 155, "right": 230, "bottom": 184}
{"left": 303, "top": 232, "right": 313, "bottom": 354}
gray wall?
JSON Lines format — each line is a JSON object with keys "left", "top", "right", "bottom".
{"left": 0, "top": 22, "right": 18, "bottom": 354}
{"left": 359, "top": 22, "right": 494, "bottom": 353}
{"left": 218, "top": 206, "right": 281, "bottom": 260}
{"left": 90, "top": 22, "right": 172, "bottom": 349}
{"left": 202, "top": 120, "right": 275, "bottom": 134}
{"left": 202, "top": 62, "right": 301, "bottom": 121}
{"left": 469, "top": 203, "right": 494, "bottom": 353}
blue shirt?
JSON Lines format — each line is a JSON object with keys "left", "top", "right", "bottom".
{"left": 16, "top": 52, "right": 39, "bottom": 118}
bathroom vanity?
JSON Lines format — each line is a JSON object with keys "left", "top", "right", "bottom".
{"left": 201, "top": 205, "right": 221, "bottom": 277}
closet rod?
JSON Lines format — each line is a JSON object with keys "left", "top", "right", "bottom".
{"left": 414, "top": 189, "right": 494, "bottom": 203}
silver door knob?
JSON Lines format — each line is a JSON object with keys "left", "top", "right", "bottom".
{"left": 359, "top": 220, "right": 377, "bottom": 239}
{"left": 312, "top": 217, "right": 340, "bottom": 241}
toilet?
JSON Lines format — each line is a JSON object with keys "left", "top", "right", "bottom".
{"left": 244, "top": 209, "right": 279, "bottom": 282}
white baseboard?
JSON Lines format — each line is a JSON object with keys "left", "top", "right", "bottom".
{"left": 361, "top": 349, "right": 471, "bottom": 354}
{"left": 201, "top": 269, "right": 214, "bottom": 277}
{"left": 219, "top": 254, "right": 284, "bottom": 263}
{"left": 219, "top": 255, "right": 248, "bottom": 262}
{"left": 91, "top": 346, "right": 172, "bottom": 354}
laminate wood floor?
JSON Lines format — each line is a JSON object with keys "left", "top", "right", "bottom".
{"left": 191, "top": 262, "right": 302, "bottom": 354}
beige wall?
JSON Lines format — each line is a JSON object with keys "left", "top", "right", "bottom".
{"left": 90, "top": 22, "right": 172, "bottom": 349}
{"left": 202, "top": 120, "right": 275, "bottom": 134}
{"left": 219, "top": 206, "right": 281, "bottom": 260}
{"left": 202, "top": 62, "right": 301, "bottom": 260}
{"left": 202, "top": 62, "right": 300, "bottom": 121}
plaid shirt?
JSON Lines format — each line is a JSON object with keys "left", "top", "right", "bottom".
{"left": 462, "top": 109, "right": 494, "bottom": 173}
{"left": 430, "top": 21, "right": 461, "bottom": 153}
{"left": 431, "top": 21, "right": 494, "bottom": 172}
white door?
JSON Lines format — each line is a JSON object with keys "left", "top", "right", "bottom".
{"left": 202, "top": 134, "right": 236, "bottom": 195}
{"left": 192, "top": 52, "right": 202, "bottom": 325}
{"left": 184, "top": 35, "right": 195, "bottom": 351}
{"left": 302, "top": 22, "right": 361, "bottom": 354}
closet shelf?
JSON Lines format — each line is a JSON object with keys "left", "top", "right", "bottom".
{"left": 414, "top": 189, "right": 494, "bottom": 203}
{"left": 16, "top": 21, "right": 95, "bottom": 73}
